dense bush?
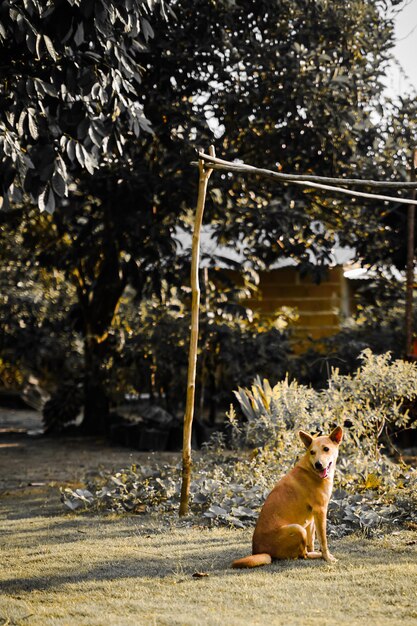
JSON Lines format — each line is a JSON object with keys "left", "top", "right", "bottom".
{"left": 62, "top": 351, "right": 417, "bottom": 535}
{"left": 111, "top": 292, "right": 293, "bottom": 420}
{"left": 233, "top": 350, "right": 417, "bottom": 457}
{"left": 43, "top": 381, "right": 83, "bottom": 433}
{"left": 0, "top": 265, "right": 293, "bottom": 430}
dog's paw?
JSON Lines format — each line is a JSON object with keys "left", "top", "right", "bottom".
{"left": 306, "top": 551, "right": 322, "bottom": 559}
{"left": 323, "top": 553, "right": 338, "bottom": 563}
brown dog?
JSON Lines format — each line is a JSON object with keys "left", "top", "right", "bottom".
{"left": 232, "top": 426, "right": 343, "bottom": 568}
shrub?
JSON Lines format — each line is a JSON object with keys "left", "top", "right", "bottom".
{"left": 62, "top": 350, "right": 417, "bottom": 535}
{"left": 231, "top": 350, "right": 417, "bottom": 506}
{"left": 114, "top": 294, "right": 293, "bottom": 419}
{"left": 43, "top": 381, "right": 83, "bottom": 433}
{"left": 233, "top": 350, "right": 417, "bottom": 455}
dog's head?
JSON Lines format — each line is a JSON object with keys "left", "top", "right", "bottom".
{"left": 298, "top": 427, "right": 343, "bottom": 479}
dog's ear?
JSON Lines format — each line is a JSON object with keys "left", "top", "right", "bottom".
{"left": 329, "top": 426, "right": 343, "bottom": 444}
{"left": 299, "top": 430, "right": 313, "bottom": 449}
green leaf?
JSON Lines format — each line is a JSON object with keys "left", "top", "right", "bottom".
{"left": 43, "top": 35, "right": 58, "bottom": 61}
{"left": 40, "top": 81, "right": 58, "bottom": 98}
{"left": 38, "top": 186, "right": 55, "bottom": 213}
{"left": 73, "top": 22, "right": 84, "bottom": 46}
{"left": 67, "top": 139, "right": 76, "bottom": 162}
{"left": 27, "top": 110, "right": 39, "bottom": 140}
{"left": 75, "top": 142, "right": 85, "bottom": 167}
{"left": 88, "top": 125, "right": 102, "bottom": 147}
{"left": 52, "top": 170, "right": 67, "bottom": 197}
{"left": 83, "top": 152, "right": 96, "bottom": 175}
{"left": 35, "top": 33, "right": 42, "bottom": 59}
{"left": 17, "top": 110, "right": 27, "bottom": 137}
{"left": 140, "top": 17, "right": 154, "bottom": 42}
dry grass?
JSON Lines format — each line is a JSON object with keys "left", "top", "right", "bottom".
{"left": 1, "top": 488, "right": 417, "bottom": 626}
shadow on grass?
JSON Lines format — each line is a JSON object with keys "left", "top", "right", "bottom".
{"left": 0, "top": 514, "right": 248, "bottom": 548}
{"left": 3, "top": 530, "right": 415, "bottom": 595}
{"left": 0, "top": 488, "right": 66, "bottom": 520}
{"left": 0, "top": 561, "right": 313, "bottom": 594}
{"left": 0, "top": 515, "right": 147, "bottom": 538}
{"left": 2, "top": 556, "right": 225, "bottom": 593}
{"left": 1, "top": 534, "right": 336, "bottom": 594}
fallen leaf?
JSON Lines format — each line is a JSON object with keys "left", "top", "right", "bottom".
{"left": 192, "top": 572, "right": 209, "bottom": 578}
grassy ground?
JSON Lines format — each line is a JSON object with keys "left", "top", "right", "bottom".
{"left": 1, "top": 436, "right": 417, "bottom": 626}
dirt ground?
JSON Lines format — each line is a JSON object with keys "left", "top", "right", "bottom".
{"left": 1, "top": 410, "right": 417, "bottom": 626}
{"left": 0, "top": 409, "right": 177, "bottom": 515}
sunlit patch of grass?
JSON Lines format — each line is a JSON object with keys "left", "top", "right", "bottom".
{"left": 0, "top": 508, "right": 416, "bottom": 626}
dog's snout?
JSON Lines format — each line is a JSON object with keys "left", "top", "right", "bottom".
{"left": 314, "top": 461, "right": 323, "bottom": 470}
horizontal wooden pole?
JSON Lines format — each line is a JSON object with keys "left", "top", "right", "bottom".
{"left": 190, "top": 157, "right": 417, "bottom": 207}
{"left": 196, "top": 152, "right": 417, "bottom": 189}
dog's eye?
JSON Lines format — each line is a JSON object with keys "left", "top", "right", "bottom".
{"left": 323, "top": 446, "right": 329, "bottom": 452}
{"left": 310, "top": 450, "right": 315, "bottom": 455}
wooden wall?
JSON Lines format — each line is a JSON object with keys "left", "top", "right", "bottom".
{"left": 239, "top": 266, "right": 351, "bottom": 344}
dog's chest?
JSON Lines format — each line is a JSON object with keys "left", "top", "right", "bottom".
{"left": 302, "top": 503, "right": 314, "bottom": 524}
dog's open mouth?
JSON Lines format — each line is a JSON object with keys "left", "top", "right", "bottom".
{"left": 318, "top": 462, "right": 332, "bottom": 479}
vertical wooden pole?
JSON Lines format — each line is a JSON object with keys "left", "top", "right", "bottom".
{"left": 405, "top": 149, "right": 417, "bottom": 356}
{"left": 179, "top": 146, "right": 215, "bottom": 517}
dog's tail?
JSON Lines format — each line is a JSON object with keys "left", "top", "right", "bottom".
{"left": 231, "top": 553, "right": 272, "bottom": 569}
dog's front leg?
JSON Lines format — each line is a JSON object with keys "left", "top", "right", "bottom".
{"left": 306, "top": 520, "right": 316, "bottom": 552}
{"left": 314, "top": 509, "right": 337, "bottom": 563}
{"left": 305, "top": 520, "right": 322, "bottom": 559}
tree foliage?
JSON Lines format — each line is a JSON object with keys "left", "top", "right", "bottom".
{"left": 1, "top": 0, "right": 416, "bottom": 434}
{"left": 141, "top": 0, "right": 415, "bottom": 272}
{"left": 0, "top": 0, "right": 170, "bottom": 211}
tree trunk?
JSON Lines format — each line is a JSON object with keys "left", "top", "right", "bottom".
{"left": 75, "top": 232, "right": 126, "bottom": 436}
{"left": 81, "top": 334, "right": 109, "bottom": 435}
